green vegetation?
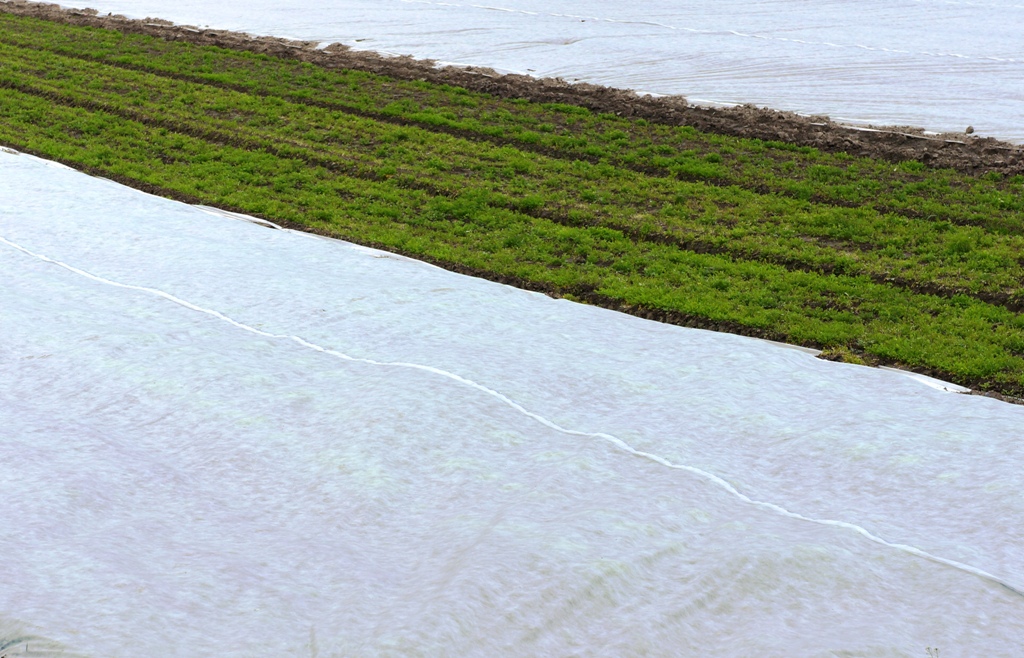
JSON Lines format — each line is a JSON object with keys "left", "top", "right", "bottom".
{"left": 1, "top": 11, "right": 1023, "bottom": 396}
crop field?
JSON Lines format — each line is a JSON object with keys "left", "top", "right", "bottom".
{"left": 2, "top": 11, "right": 1023, "bottom": 397}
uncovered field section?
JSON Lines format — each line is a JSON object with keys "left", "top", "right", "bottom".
{"left": 2, "top": 12, "right": 1024, "bottom": 396}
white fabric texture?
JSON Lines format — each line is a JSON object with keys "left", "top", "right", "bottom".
{"left": 2, "top": 150, "right": 1023, "bottom": 655}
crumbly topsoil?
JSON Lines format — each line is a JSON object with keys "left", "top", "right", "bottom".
{"left": 3, "top": 0, "right": 1022, "bottom": 177}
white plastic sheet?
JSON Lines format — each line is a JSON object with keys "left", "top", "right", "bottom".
{"left": 2, "top": 150, "right": 1024, "bottom": 655}
{"left": 53, "top": 0, "right": 1024, "bottom": 142}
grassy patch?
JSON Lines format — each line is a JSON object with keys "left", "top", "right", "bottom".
{"left": 1, "top": 11, "right": 1023, "bottom": 396}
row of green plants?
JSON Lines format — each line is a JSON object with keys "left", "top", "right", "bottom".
{"left": 2, "top": 83, "right": 1023, "bottom": 394}
{"left": 2, "top": 12, "right": 1024, "bottom": 392}
{"left": 2, "top": 39, "right": 1023, "bottom": 311}
{"left": 1, "top": 11, "right": 1022, "bottom": 236}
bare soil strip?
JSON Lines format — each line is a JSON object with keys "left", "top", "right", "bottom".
{"left": 2, "top": 0, "right": 1022, "bottom": 176}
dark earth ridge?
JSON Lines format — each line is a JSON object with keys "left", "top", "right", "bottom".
{"left": 2, "top": 0, "right": 1022, "bottom": 177}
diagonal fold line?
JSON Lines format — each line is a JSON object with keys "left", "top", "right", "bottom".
{"left": 2, "top": 231, "right": 1021, "bottom": 600}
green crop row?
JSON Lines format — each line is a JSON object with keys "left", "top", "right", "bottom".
{"left": 1, "top": 11, "right": 1022, "bottom": 235}
{"left": 3, "top": 11, "right": 1024, "bottom": 394}
{"left": 2, "top": 83, "right": 1024, "bottom": 394}
{"left": 3, "top": 39, "right": 1024, "bottom": 311}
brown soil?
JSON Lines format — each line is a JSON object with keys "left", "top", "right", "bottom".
{"left": 2, "top": 0, "right": 1022, "bottom": 177}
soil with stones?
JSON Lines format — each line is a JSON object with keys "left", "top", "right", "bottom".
{"left": 2, "top": 0, "right": 1022, "bottom": 177}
